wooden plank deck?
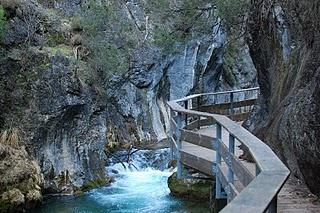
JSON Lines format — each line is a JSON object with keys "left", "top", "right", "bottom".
{"left": 278, "top": 177, "right": 320, "bottom": 213}
{"left": 180, "top": 125, "right": 320, "bottom": 212}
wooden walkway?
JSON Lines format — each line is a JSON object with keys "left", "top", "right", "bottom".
{"left": 167, "top": 88, "right": 320, "bottom": 212}
{"left": 181, "top": 126, "right": 320, "bottom": 212}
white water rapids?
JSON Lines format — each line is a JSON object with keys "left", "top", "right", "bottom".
{"left": 35, "top": 149, "right": 209, "bottom": 213}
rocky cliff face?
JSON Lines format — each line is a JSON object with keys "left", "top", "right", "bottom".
{"left": 245, "top": 0, "right": 320, "bottom": 195}
{"left": 0, "top": 0, "right": 110, "bottom": 195}
{"left": 0, "top": 0, "right": 257, "bottom": 199}
{"left": 0, "top": 130, "right": 43, "bottom": 212}
{"left": 33, "top": 54, "right": 109, "bottom": 193}
{"left": 105, "top": 1, "right": 257, "bottom": 143}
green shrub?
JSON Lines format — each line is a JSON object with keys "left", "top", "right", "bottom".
{"left": 0, "top": 6, "right": 7, "bottom": 41}
{"left": 87, "top": 40, "right": 129, "bottom": 76}
{"left": 145, "top": 0, "right": 170, "bottom": 14}
{"left": 71, "top": 2, "right": 139, "bottom": 77}
{"left": 148, "top": 0, "right": 214, "bottom": 51}
{"left": 47, "top": 33, "right": 66, "bottom": 47}
{"left": 148, "top": 0, "right": 249, "bottom": 52}
{"left": 72, "top": 2, "right": 112, "bottom": 35}
{"left": 70, "top": 15, "right": 82, "bottom": 31}
{"left": 153, "top": 26, "right": 178, "bottom": 53}
{"left": 215, "top": 0, "right": 249, "bottom": 30}
{"left": 0, "top": 0, "right": 21, "bottom": 10}
{"left": 0, "top": 200, "right": 10, "bottom": 213}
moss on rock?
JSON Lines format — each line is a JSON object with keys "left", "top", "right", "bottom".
{"left": 0, "top": 141, "right": 43, "bottom": 213}
{"left": 80, "top": 178, "right": 111, "bottom": 192}
{"left": 1, "top": 189, "right": 25, "bottom": 212}
{"left": 168, "top": 172, "right": 214, "bottom": 201}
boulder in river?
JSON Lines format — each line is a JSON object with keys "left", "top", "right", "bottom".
{"left": 168, "top": 172, "right": 214, "bottom": 201}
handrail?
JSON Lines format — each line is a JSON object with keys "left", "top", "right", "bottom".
{"left": 167, "top": 88, "right": 290, "bottom": 213}
{"left": 174, "top": 87, "right": 260, "bottom": 103}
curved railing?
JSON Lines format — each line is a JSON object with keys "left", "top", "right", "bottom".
{"left": 167, "top": 87, "right": 290, "bottom": 213}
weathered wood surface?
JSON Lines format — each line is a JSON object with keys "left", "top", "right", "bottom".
{"left": 180, "top": 127, "right": 256, "bottom": 190}
{"left": 173, "top": 87, "right": 260, "bottom": 103}
{"left": 226, "top": 112, "right": 251, "bottom": 122}
{"left": 180, "top": 126, "right": 320, "bottom": 212}
{"left": 168, "top": 98, "right": 289, "bottom": 172}
{"left": 278, "top": 177, "right": 320, "bottom": 213}
{"left": 167, "top": 88, "right": 320, "bottom": 212}
{"left": 219, "top": 141, "right": 254, "bottom": 187}
{"left": 180, "top": 141, "right": 244, "bottom": 195}
{"left": 180, "top": 144, "right": 215, "bottom": 176}
{"left": 184, "top": 118, "right": 214, "bottom": 130}
{"left": 200, "top": 98, "right": 256, "bottom": 112}
{"left": 180, "top": 129, "right": 217, "bottom": 150}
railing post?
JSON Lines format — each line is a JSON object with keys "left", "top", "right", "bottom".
{"left": 230, "top": 92, "right": 234, "bottom": 120}
{"left": 228, "top": 134, "right": 235, "bottom": 185}
{"left": 169, "top": 109, "right": 175, "bottom": 160}
{"left": 184, "top": 100, "right": 188, "bottom": 126}
{"left": 197, "top": 96, "right": 201, "bottom": 129}
{"left": 176, "top": 112, "right": 183, "bottom": 179}
{"left": 214, "top": 123, "right": 227, "bottom": 212}
{"left": 215, "top": 123, "right": 222, "bottom": 198}
{"left": 214, "top": 94, "right": 219, "bottom": 114}
{"left": 256, "top": 165, "right": 261, "bottom": 176}
{"left": 267, "top": 195, "right": 278, "bottom": 213}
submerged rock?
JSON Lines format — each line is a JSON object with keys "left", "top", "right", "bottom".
{"left": 80, "top": 178, "right": 111, "bottom": 193}
{"left": 168, "top": 172, "right": 214, "bottom": 201}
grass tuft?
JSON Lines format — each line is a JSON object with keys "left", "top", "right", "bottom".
{"left": 0, "top": 128, "right": 20, "bottom": 149}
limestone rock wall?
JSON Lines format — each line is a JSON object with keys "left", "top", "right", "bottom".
{"left": 0, "top": 0, "right": 257, "bottom": 196}
{"left": 245, "top": 0, "right": 320, "bottom": 195}
{"left": 0, "top": 143, "right": 43, "bottom": 212}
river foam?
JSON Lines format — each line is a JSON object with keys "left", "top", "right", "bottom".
{"left": 35, "top": 148, "right": 209, "bottom": 213}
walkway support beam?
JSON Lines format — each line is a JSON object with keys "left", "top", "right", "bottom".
{"left": 230, "top": 92, "right": 234, "bottom": 120}
{"left": 184, "top": 100, "right": 188, "bottom": 126}
{"left": 215, "top": 123, "right": 223, "bottom": 198}
{"left": 228, "top": 134, "right": 235, "bottom": 201}
{"left": 267, "top": 195, "right": 277, "bottom": 213}
{"left": 176, "top": 112, "right": 183, "bottom": 179}
{"left": 215, "top": 123, "right": 227, "bottom": 212}
{"left": 169, "top": 108, "right": 175, "bottom": 160}
{"left": 197, "top": 96, "right": 201, "bottom": 130}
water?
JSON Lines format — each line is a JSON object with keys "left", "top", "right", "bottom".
{"left": 35, "top": 149, "right": 210, "bottom": 213}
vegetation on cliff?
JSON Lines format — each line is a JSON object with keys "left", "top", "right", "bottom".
{"left": 0, "top": 6, "right": 6, "bottom": 41}
{"left": 3, "top": 2, "right": 310, "bottom": 213}
{"left": 0, "top": 129, "right": 43, "bottom": 212}
{"left": 71, "top": 2, "right": 138, "bottom": 76}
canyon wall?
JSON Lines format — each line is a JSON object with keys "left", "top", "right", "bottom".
{"left": 245, "top": 0, "right": 320, "bottom": 195}
{"left": 0, "top": 0, "right": 257, "bottom": 198}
